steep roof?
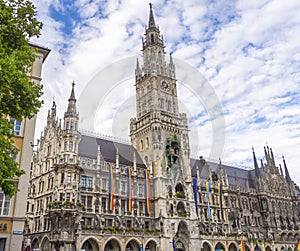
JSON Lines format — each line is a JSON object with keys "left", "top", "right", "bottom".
{"left": 78, "top": 134, "right": 145, "bottom": 167}
{"left": 191, "top": 157, "right": 257, "bottom": 189}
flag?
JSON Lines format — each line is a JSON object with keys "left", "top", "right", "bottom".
{"left": 192, "top": 178, "right": 198, "bottom": 215}
{"left": 172, "top": 236, "right": 177, "bottom": 251}
{"left": 206, "top": 179, "right": 211, "bottom": 201}
{"left": 218, "top": 182, "right": 222, "bottom": 205}
{"left": 225, "top": 240, "right": 228, "bottom": 251}
{"left": 107, "top": 163, "right": 114, "bottom": 211}
{"left": 255, "top": 240, "right": 261, "bottom": 251}
{"left": 126, "top": 166, "right": 133, "bottom": 212}
{"left": 296, "top": 239, "right": 300, "bottom": 251}
{"left": 144, "top": 169, "right": 151, "bottom": 214}
{"left": 239, "top": 238, "right": 245, "bottom": 251}
{"left": 207, "top": 203, "right": 211, "bottom": 219}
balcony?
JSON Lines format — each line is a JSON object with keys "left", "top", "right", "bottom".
{"left": 48, "top": 201, "right": 85, "bottom": 211}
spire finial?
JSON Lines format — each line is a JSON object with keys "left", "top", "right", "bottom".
{"left": 65, "top": 81, "right": 77, "bottom": 115}
{"left": 252, "top": 147, "right": 260, "bottom": 178}
{"left": 282, "top": 155, "right": 292, "bottom": 183}
{"left": 69, "top": 81, "right": 76, "bottom": 101}
{"left": 148, "top": 2, "right": 156, "bottom": 28}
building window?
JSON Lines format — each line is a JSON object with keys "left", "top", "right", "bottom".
{"left": 61, "top": 172, "right": 64, "bottom": 184}
{"left": 87, "top": 196, "right": 92, "bottom": 208}
{"left": 138, "top": 184, "right": 143, "bottom": 196}
{"left": 66, "top": 193, "right": 70, "bottom": 202}
{"left": 167, "top": 100, "right": 172, "bottom": 112}
{"left": 81, "top": 176, "right": 87, "bottom": 187}
{"left": 70, "top": 121, "right": 74, "bottom": 130}
{"left": 64, "top": 141, "right": 68, "bottom": 151}
{"left": 87, "top": 177, "right": 93, "bottom": 188}
{"left": 81, "top": 196, "right": 86, "bottom": 207}
{"left": 159, "top": 98, "right": 164, "bottom": 109}
{"left": 0, "top": 193, "right": 11, "bottom": 215}
{"left": 102, "top": 178, "right": 107, "bottom": 190}
{"left": 120, "top": 181, "right": 126, "bottom": 194}
{"left": 102, "top": 198, "right": 106, "bottom": 212}
{"left": 10, "top": 118, "right": 22, "bottom": 136}
{"left": 81, "top": 159, "right": 86, "bottom": 167}
{"left": 67, "top": 173, "right": 71, "bottom": 184}
{"left": 69, "top": 141, "right": 73, "bottom": 151}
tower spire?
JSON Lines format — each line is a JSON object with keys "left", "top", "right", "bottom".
{"left": 252, "top": 147, "right": 260, "bottom": 178}
{"left": 282, "top": 155, "right": 292, "bottom": 183}
{"left": 66, "top": 81, "right": 77, "bottom": 115}
{"left": 148, "top": 3, "right": 156, "bottom": 28}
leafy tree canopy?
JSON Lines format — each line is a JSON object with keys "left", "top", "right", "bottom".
{"left": 0, "top": 0, "right": 43, "bottom": 196}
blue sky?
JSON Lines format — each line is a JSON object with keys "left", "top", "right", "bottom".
{"left": 31, "top": 0, "right": 300, "bottom": 184}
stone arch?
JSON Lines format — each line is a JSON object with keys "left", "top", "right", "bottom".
{"left": 40, "top": 236, "right": 51, "bottom": 251}
{"left": 174, "top": 220, "right": 189, "bottom": 251}
{"left": 287, "top": 247, "right": 292, "bottom": 251}
{"left": 281, "top": 233, "right": 287, "bottom": 241}
{"left": 202, "top": 241, "right": 212, "bottom": 251}
{"left": 175, "top": 183, "right": 185, "bottom": 198}
{"left": 125, "top": 238, "right": 140, "bottom": 251}
{"left": 228, "top": 242, "right": 238, "bottom": 251}
{"left": 215, "top": 242, "right": 225, "bottom": 251}
{"left": 177, "top": 201, "right": 186, "bottom": 215}
{"left": 265, "top": 246, "right": 271, "bottom": 251}
{"left": 81, "top": 238, "right": 100, "bottom": 251}
{"left": 145, "top": 239, "right": 158, "bottom": 251}
{"left": 31, "top": 237, "right": 39, "bottom": 250}
{"left": 103, "top": 237, "right": 122, "bottom": 251}
{"left": 245, "top": 244, "right": 250, "bottom": 251}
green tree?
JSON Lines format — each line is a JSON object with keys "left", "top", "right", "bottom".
{"left": 0, "top": 0, "right": 43, "bottom": 196}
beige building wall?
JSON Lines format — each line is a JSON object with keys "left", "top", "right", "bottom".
{"left": 0, "top": 44, "right": 50, "bottom": 251}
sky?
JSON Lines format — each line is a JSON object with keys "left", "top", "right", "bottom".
{"left": 30, "top": 0, "right": 300, "bottom": 184}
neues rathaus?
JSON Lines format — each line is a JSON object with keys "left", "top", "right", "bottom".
{"left": 24, "top": 4, "right": 300, "bottom": 251}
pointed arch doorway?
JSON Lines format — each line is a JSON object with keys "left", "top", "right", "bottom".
{"left": 174, "top": 220, "right": 190, "bottom": 251}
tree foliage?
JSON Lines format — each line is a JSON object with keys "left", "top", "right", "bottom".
{"left": 0, "top": 0, "right": 43, "bottom": 196}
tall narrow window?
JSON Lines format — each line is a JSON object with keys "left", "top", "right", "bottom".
{"left": 70, "top": 121, "right": 74, "bottom": 130}
{"left": 67, "top": 173, "right": 71, "bottom": 184}
{"left": 61, "top": 173, "right": 64, "bottom": 184}
{"left": 167, "top": 101, "right": 172, "bottom": 112}
{"left": 81, "top": 176, "right": 87, "bottom": 187}
{"left": 69, "top": 141, "right": 73, "bottom": 151}
{"left": 87, "top": 177, "right": 93, "bottom": 188}
{"left": 150, "top": 34, "right": 154, "bottom": 43}
{"left": 0, "top": 193, "right": 11, "bottom": 215}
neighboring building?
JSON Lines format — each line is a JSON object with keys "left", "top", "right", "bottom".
{"left": 0, "top": 44, "right": 50, "bottom": 251}
{"left": 23, "top": 5, "right": 299, "bottom": 251}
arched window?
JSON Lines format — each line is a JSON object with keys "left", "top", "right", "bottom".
{"left": 150, "top": 34, "right": 154, "bottom": 43}
{"left": 140, "top": 140, "right": 144, "bottom": 151}
{"left": 70, "top": 120, "right": 74, "bottom": 130}
{"left": 167, "top": 100, "right": 172, "bottom": 111}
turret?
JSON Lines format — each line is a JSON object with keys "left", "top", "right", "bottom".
{"left": 61, "top": 82, "right": 81, "bottom": 163}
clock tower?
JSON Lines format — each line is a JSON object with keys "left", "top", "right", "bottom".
{"left": 130, "top": 3, "right": 192, "bottom": 184}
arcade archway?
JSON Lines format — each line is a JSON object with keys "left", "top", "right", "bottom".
{"left": 104, "top": 238, "right": 121, "bottom": 251}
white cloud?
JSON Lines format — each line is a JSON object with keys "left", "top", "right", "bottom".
{"left": 31, "top": 0, "right": 300, "bottom": 184}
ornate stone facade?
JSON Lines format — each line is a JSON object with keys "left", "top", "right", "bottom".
{"left": 24, "top": 4, "right": 299, "bottom": 251}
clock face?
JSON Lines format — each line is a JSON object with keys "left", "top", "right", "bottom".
{"left": 161, "top": 80, "right": 170, "bottom": 91}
